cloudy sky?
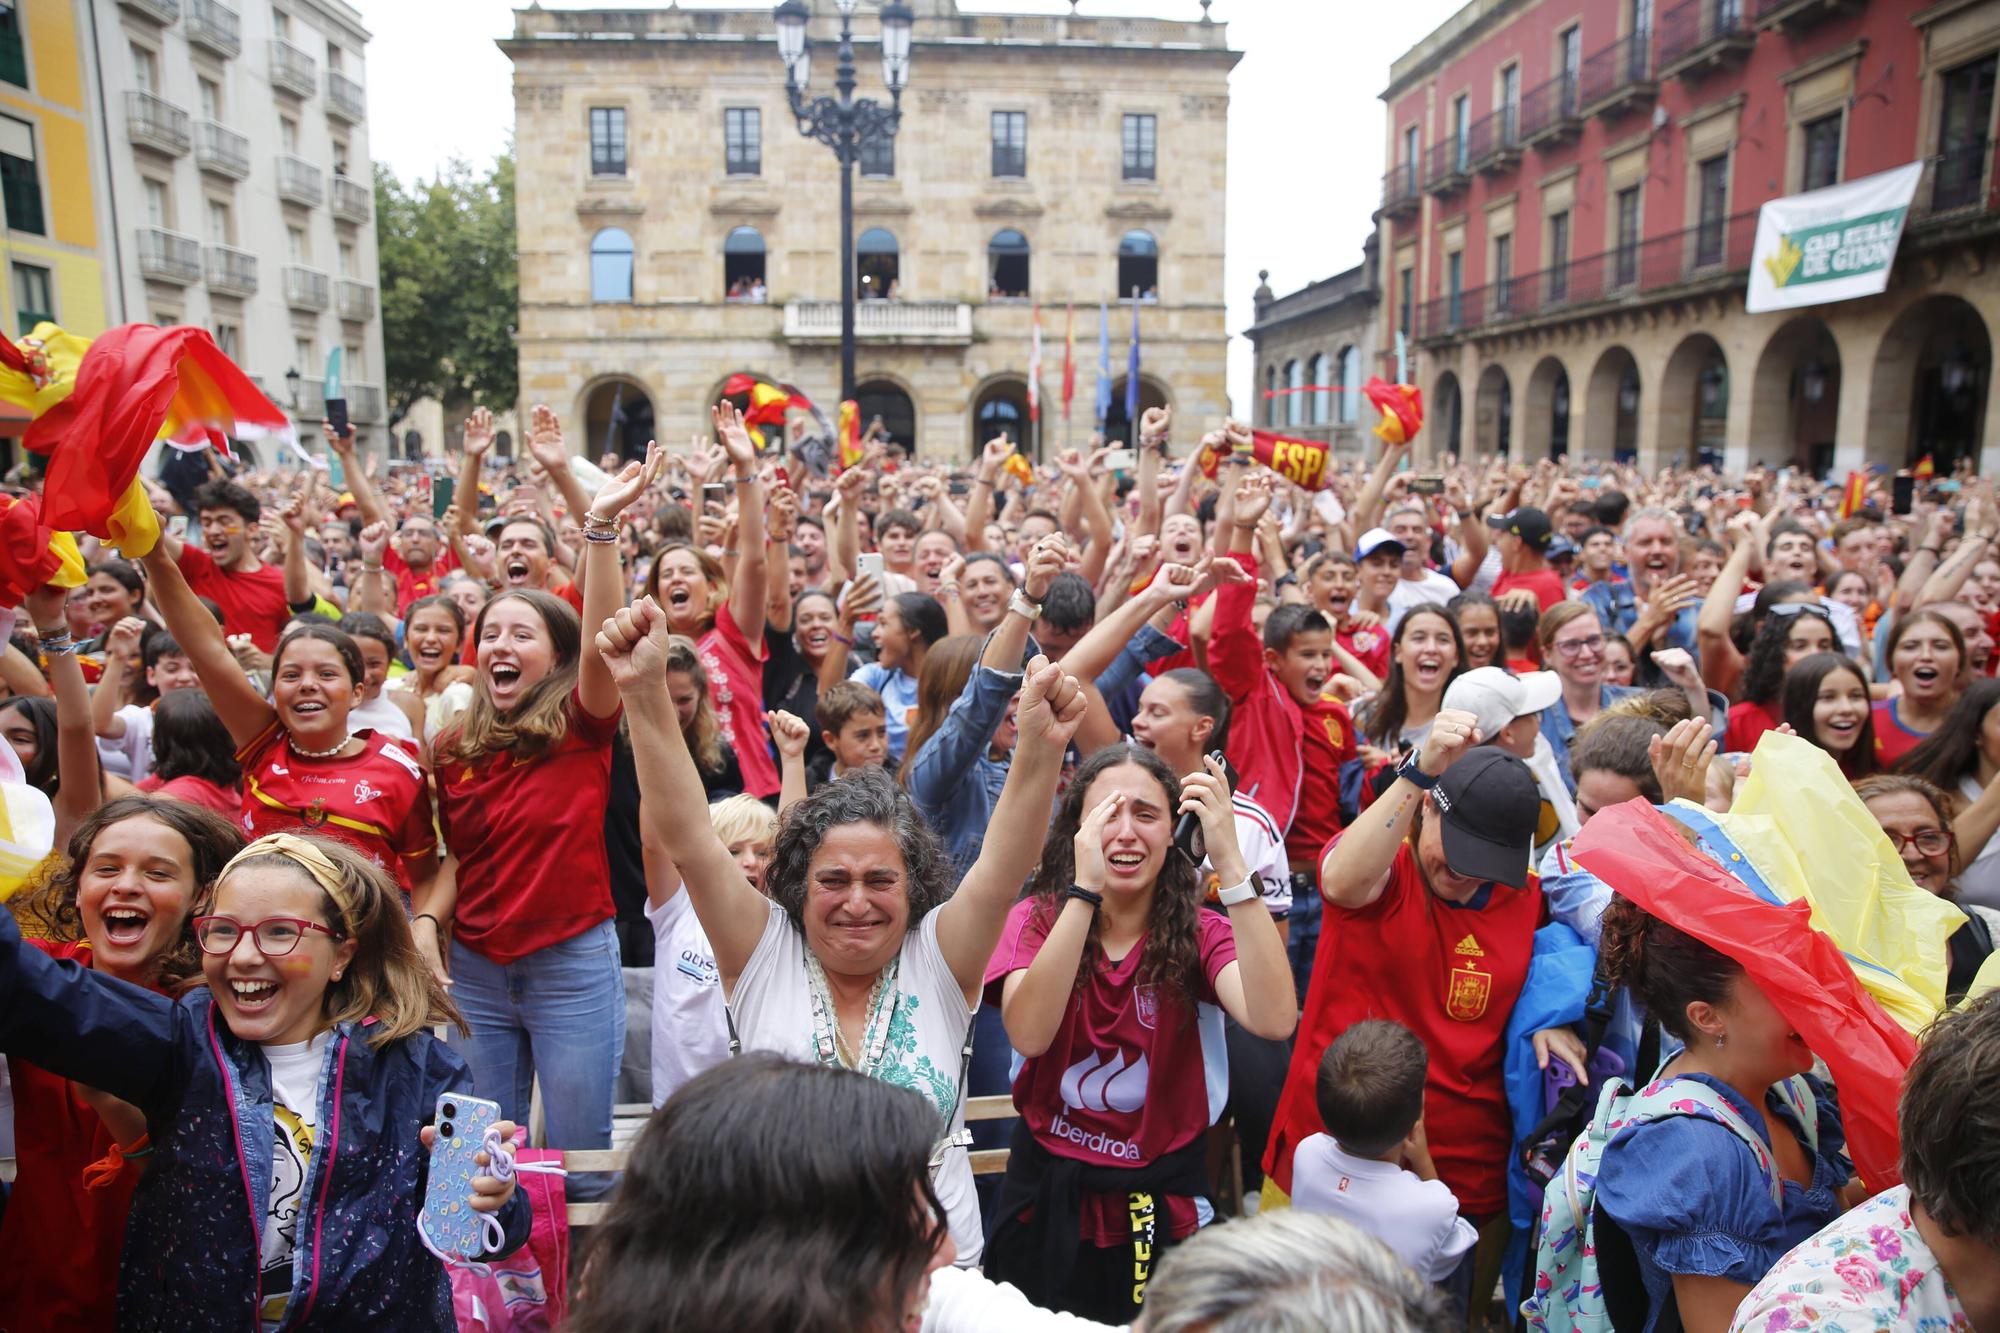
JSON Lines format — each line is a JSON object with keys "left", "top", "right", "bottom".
{"left": 353, "top": 0, "right": 1466, "bottom": 417}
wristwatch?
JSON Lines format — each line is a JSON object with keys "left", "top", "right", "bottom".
{"left": 1215, "top": 876, "right": 1259, "bottom": 908}
{"left": 1396, "top": 751, "right": 1441, "bottom": 791}
{"left": 1009, "top": 589, "right": 1043, "bottom": 621}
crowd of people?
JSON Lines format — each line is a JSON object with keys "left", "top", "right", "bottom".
{"left": 0, "top": 393, "right": 1997, "bottom": 1332}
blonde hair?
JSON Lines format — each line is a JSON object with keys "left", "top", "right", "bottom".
{"left": 436, "top": 589, "right": 581, "bottom": 766}
{"left": 666, "top": 634, "right": 725, "bottom": 772}
{"left": 218, "top": 834, "right": 463, "bottom": 1047}
{"left": 709, "top": 793, "right": 778, "bottom": 851}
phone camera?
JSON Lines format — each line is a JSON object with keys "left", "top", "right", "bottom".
{"left": 442, "top": 1101, "right": 457, "bottom": 1118}
{"left": 439, "top": 1121, "right": 454, "bottom": 1139}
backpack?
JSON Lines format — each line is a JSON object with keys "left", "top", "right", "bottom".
{"left": 1520, "top": 1073, "right": 1817, "bottom": 1333}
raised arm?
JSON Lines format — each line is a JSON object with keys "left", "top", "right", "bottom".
{"left": 1350, "top": 435, "right": 1410, "bottom": 538}
{"left": 25, "top": 585, "right": 104, "bottom": 845}
{"left": 827, "top": 464, "right": 866, "bottom": 587}
{"left": 91, "top": 617, "right": 147, "bottom": 740}
{"left": 453, "top": 409, "right": 494, "bottom": 542}
{"left": 324, "top": 422, "right": 387, "bottom": 530}
{"left": 714, "top": 403, "right": 769, "bottom": 646}
{"left": 1135, "top": 408, "right": 1169, "bottom": 537}
{"left": 1447, "top": 477, "right": 1491, "bottom": 588}
{"left": 767, "top": 709, "right": 812, "bottom": 816}
{"left": 984, "top": 533, "right": 1066, "bottom": 673}
{"left": 963, "top": 437, "right": 1012, "bottom": 553}
{"left": 348, "top": 522, "right": 396, "bottom": 617}
{"left": 279, "top": 485, "right": 315, "bottom": 610}
{"left": 139, "top": 545, "right": 276, "bottom": 749}
{"left": 1697, "top": 510, "right": 1761, "bottom": 699}
{"left": 599, "top": 596, "right": 770, "bottom": 985}
{"left": 579, "top": 444, "right": 664, "bottom": 719}
{"left": 1916, "top": 498, "right": 1996, "bottom": 607}
{"left": 1060, "top": 559, "right": 1199, "bottom": 685}
{"left": 524, "top": 404, "right": 595, "bottom": 529}
{"left": 1184, "top": 756, "right": 1295, "bottom": 1039}
{"left": 1001, "top": 789, "right": 1119, "bottom": 1058}
{"left": 815, "top": 573, "right": 880, "bottom": 691}
{"left": 1321, "top": 709, "right": 1481, "bottom": 909}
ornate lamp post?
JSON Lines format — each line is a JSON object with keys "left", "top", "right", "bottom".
{"left": 774, "top": 0, "right": 914, "bottom": 404}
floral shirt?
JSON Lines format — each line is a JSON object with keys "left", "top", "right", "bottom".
{"left": 1729, "top": 1186, "right": 1971, "bottom": 1333}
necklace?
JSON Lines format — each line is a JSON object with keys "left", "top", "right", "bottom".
{"left": 291, "top": 733, "right": 354, "bottom": 759}
{"left": 804, "top": 950, "right": 899, "bottom": 1078}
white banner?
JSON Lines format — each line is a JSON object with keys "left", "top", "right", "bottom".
{"left": 1746, "top": 162, "right": 1923, "bottom": 314}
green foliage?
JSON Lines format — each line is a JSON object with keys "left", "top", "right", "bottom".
{"left": 375, "top": 154, "right": 517, "bottom": 426}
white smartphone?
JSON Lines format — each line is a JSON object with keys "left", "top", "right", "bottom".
{"left": 857, "top": 551, "right": 884, "bottom": 582}
{"left": 1103, "top": 449, "right": 1137, "bottom": 472}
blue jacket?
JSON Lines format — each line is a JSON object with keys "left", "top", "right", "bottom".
{"left": 1576, "top": 578, "right": 1700, "bottom": 662}
{"left": 906, "top": 662, "right": 1023, "bottom": 874}
{"left": 0, "top": 908, "right": 530, "bottom": 1331}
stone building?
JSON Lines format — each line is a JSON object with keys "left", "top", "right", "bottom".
{"left": 1245, "top": 233, "right": 1382, "bottom": 462}
{"left": 501, "top": 0, "right": 1238, "bottom": 461}
{"left": 1381, "top": 0, "right": 2000, "bottom": 475}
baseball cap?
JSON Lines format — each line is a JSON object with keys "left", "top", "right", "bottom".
{"left": 1430, "top": 748, "right": 1539, "bottom": 888}
{"left": 1355, "top": 527, "right": 1407, "bottom": 562}
{"left": 1547, "top": 535, "right": 1577, "bottom": 560}
{"left": 1442, "top": 667, "right": 1562, "bottom": 742}
{"left": 1487, "top": 506, "right": 1554, "bottom": 552}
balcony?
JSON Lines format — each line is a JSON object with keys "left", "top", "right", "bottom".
{"left": 1518, "top": 72, "right": 1581, "bottom": 148}
{"left": 196, "top": 120, "right": 250, "bottom": 178}
{"left": 346, "top": 382, "right": 384, "bottom": 423}
{"left": 1424, "top": 136, "right": 1470, "bottom": 197}
{"left": 783, "top": 300, "right": 973, "bottom": 345}
{"left": 1382, "top": 162, "right": 1422, "bottom": 217}
{"left": 118, "top": 0, "right": 179, "bottom": 23}
{"left": 275, "top": 154, "right": 324, "bottom": 207}
{"left": 331, "top": 175, "right": 372, "bottom": 223}
{"left": 205, "top": 244, "right": 258, "bottom": 296}
{"left": 326, "top": 70, "right": 366, "bottom": 123}
{"left": 1414, "top": 209, "right": 1757, "bottom": 342}
{"left": 126, "top": 90, "right": 191, "bottom": 157}
{"left": 335, "top": 278, "right": 376, "bottom": 321}
{"left": 1752, "top": 0, "right": 1859, "bottom": 33}
{"left": 1656, "top": 0, "right": 1755, "bottom": 80}
{"left": 269, "top": 38, "right": 318, "bottom": 98}
{"left": 1465, "top": 104, "right": 1521, "bottom": 175}
{"left": 1577, "top": 28, "right": 1657, "bottom": 120}
{"left": 283, "top": 265, "right": 330, "bottom": 311}
{"left": 136, "top": 227, "right": 201, "bottom": 285}
{"left": 1924, "top": 135, "right": 1998, "bottom": 217}
{"left": 185, "top": 0, "right": 242, "bottom": 58}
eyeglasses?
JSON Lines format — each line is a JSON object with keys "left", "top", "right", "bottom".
{"left": 1551, "top": 634, "right": 1606, "bottom": 659}
{"left": 193, "top": 914, "right": 343, "bottom": 956}
{"left": 1881, "top": 829, "right": 1954, "bottom": 858}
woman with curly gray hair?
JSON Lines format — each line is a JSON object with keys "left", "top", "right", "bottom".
{"left": 598, "top": 594, "right": 1087, "bottom": 1267}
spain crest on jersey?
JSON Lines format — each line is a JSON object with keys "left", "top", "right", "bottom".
{"left": 1446, "top": 963, "right": 1491, "bottom": 1021}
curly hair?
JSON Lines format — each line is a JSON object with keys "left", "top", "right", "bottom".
{"left": 1023, "top": 743, "right": 1204, "bottom": 1011}
{"left": 1597, "top": 894, "right": 1743, "bottom": 1044}
{"left": 765, "top": 766, "right": 954, "bottom": 934}
{"left": 1739, "top": 605, "right": 1835, "bottom": 707}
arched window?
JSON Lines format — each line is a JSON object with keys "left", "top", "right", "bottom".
{"left": 1336, "top": 346, "right": 1360, "bottom": 423}
{"left": 1264, "top": 365, "right": 1278, "bottom": 427}
{"left": 724, "top": 226, "right": 766, "bottom": 301}
{"left": 590, "top": 227, "right": 633, "bottom": 304}
{"left": 858, "top": 227, "right": 899, "bottom": 300}
{"left": 1117, "top": 230, "right": 1158, "bottom": 300}
{"left": 988, "top": 228, "right": 1029, "bottom": 300}
{"left": 1310, "top": 353, "right": 1331, "bottom": 424}
{"left": 1286, "top": 359, "right": 1305, "bottom": 427}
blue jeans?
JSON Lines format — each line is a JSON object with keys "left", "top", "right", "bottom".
{"left": 448, "top": 919, "right": 625, "bottom": 1201}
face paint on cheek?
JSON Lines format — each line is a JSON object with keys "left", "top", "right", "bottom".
{"left": 284, "top": 958, "right": 315, "bottom": 975}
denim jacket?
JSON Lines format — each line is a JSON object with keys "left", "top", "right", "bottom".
{"left": 906, "top": 662, "right": 1024, "bottom": 875}
{"left": 1577, "top": 579, "right": 1700, "bottom": 662}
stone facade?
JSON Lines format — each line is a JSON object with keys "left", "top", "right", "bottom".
{"left": 502, "top": 0, "right": 1239, "bottom": 461}
{"left": 1245, "top": 233, "right": 1382, "bottom": 463}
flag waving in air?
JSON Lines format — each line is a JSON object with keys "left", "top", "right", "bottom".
{"left": 1362, "top": 377, "right": 1424, "bottom": 446}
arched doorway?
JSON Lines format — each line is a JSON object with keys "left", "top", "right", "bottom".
{"left": 1865, "top": 295, "right": 1992, "bottom": 472}
{"left": 1585, "top": 346, "right": 1641, "bottom": 463}
{"left": 1432, "top": 370, "right": 1463, "bottom": 458}
{"left": 1104, "top": 375, "right": 1170, "bottom": 448}
{"left": 1524, "top": 357, "right": 1571, "bottom": 459}
{"left": 857, "top": 227, "right": 899, "bottom": 300}
{"left": 1659, "top": 334, "right": 1728, "bottom": 469}
{"left": 855, "top": 378, "right": 917, "bottom": 453}
{"left": 582, "top": 377, "right": 655, "bottom": 462}
{"left": 1475, "top": 363, "right": 1513, "bottom": 456}
{"left": 1749, "top": 316, "right": 1841, "bottom": 471}
{"left": 973, "top": 376, "right": 1029, "bottom": 454}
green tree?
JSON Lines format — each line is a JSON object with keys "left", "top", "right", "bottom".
{"left": 376, "top": 153, "right": 517, "bottom": 427}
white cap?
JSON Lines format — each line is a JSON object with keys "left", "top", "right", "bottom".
{"left": 1355, "top": 527, "right": 1406, "bottom": 562}
{"left": 1442, "top": 667, "right": 1563, "bottom": 740}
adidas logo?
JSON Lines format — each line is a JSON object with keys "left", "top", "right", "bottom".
{"left": 1453, "top": 933, "right": 1485, "bottom": 957}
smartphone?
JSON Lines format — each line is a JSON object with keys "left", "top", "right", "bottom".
{"left": 324, "top": 398, "right": 350, "bottom": 441}
{"left": 1103, "top": 449, "right": 1137, "bottom": 472}
{"left": 167, "top": 514, "right": 189, "bottom": 539}
{"left": 702, "top": 482, "right": 728, "bottom": 506}
{"left": 1410, "top": 474, "right": 1445, "bottom": 496}
{"left": 1172, "top": 750, "right": 1225, "bottom": 867}
{"left": 774, "top": 465, "right": 790, "bottom": 489}
{"left": 1892, "top": 475, "right": 1916, "bottom": 516}
{"left": 857, "top": 551, "right": 884, "bottom": 582}
{"left": 432, "top": 475, "right": 455, "bottom": 521}
{"left": 420, "top": 1091, "right": 502, "bottom": 1260}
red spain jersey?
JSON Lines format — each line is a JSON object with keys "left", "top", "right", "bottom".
{"left": 1266, "top": 838, "right": 1542, "bottom": 1218}
{"left": 237, "top": 722, "right": 436, "bottom": 891}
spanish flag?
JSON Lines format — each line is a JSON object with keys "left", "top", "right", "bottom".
{"left": 1836, "top": 470, "right": 1867, "bottom": 519}
{"left": 1912, "top": 454, "right": 1936, "bottom": 480}
{"left": 722, "top": 373, "right": 792, "bottom": 450}
{"left": 1362, "top": 377, "right": 1424, "bottom": 446}
{"left": 837, "top": 399, "right": 864, "bottom": 473}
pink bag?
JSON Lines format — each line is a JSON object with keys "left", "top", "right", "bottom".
{"left": 449, "top": 1147, "right": 570, "bottom": 1332}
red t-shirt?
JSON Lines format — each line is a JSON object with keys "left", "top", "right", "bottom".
{"left": 175, "top": 542, "right": 291, "bottom": 652}
{"left": 700, "top": 601, "right": 778, "bottom": 799}
{"left": 383, "top": 545, "right": 459, "bottom": 616}
{"left": 0, "top": 941, "right": 142, "bottom": 1331}
{"left": 1337, "top": 622, "right": 1390, "bottom": 681}
{"left": 1266, "top": 839, "right": 1543, "bottom": 1219}
{"left": 136, "top": 773, "right": 242, "bottom": 818}
{"left": 1491, "top": 566, "right": 1567, "bottom": 613}
{"left": 1871, "top": 699, "right": 1932, "bottom": 768}
{"left": 985, "top": 897, "right": 1238, "bottom": 1244}
{"left": 1290, "top": 693, "right": 1358, "bottom": 864}
{"left": 237, "top": 722, "right": 436, "bottom": 892}
{"left": 1723, "top": 698, "right": 1781, "bottom": 754}
{"left": 436, "top": 687, "right": 621, "bottom": 964}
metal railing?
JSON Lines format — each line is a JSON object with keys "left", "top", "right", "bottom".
{"left": 326, "top": 70, "right": 366, "bottom": 122}
{"left": 1517, "top": 71, "right": 1579, "bottom": 142}
{"left": 1656, "top": 0, "right": 1751, "bottom": 70}
{"left": 136, "top": 227, "right": 202, "bottom": 284}
{"left": 186, "top": 0, "right": 242, "bottom": 57}
{"left": 1424, "top": 135, "right": 1468, "bottom": 190}
{"left": 1931, "top": 135, "right": 1995, "bottom": 214}
{"left": 269, "top": 38, "right": 318, "bottom": 97}
{"left": 196, "top": 120, "right": 250, "bottom": 177}
{"left": 783, "top": 300, "right": 973, "bottom": 342}
{"left": 335, "top": 278, "right": 376, "bottom": 321}
{"left": 276, "top": 154, "right": 324, "bottom": 206}
{"left": 205, "top": 244, "right": 258, "bottom": 296}
{"left": 1464, "top": 103, "right": 1519, "bottom": 169}
{"left": 331, "top": 176, "right": 371, "bottom": 223}
{"left": 1577, "top": 27, "right": 1654, "bottom": 111}
{"left": 118, "top": 0, "right": 179, "bottom": 23}
{"left": 282, "top": 266, "right": 330, "bottom": 310}
{"left": 1382, "top": 161, "right": 1422, "bottom": 212}
{"left": 346, "top": 383, "right": 384, "bottom": 423}
{"left": 126, "top": 90, "right": 191, "bottom": 155}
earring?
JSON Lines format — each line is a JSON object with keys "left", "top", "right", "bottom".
{"left": 332, "top": 969, "right": 343, "bottom": 981}
{"left": 1714, "top": 1033, "right": 1727, "bottom": 1049}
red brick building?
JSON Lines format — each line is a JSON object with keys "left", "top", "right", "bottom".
{"left": 1380, "top": 0, "right": 2000, "bottom": 474}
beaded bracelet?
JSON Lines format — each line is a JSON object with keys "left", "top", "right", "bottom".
{"left": 582, "top": 530, "right": 618, "bottom": 544}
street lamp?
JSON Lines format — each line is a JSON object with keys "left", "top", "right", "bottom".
{"left": 284, "top": 366, "right": 301, "bottom": 411}
{"left": 775, "top": 0, "right": 914, "bottom": 405}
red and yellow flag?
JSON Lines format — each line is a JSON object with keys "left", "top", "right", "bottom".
{"left": 1912, "top": 454, "right": 1936, "bottom": 480}
{"left": 837, "top": 399, "right": 864, "bottom": 473}
{"left": 1836, "top": 471, "right": 1867, "bottom": 519}
{"left": 1362, "top": 377, "right": 1424, "bottom": 446}
{"left": 1194, "top": 429, "right": 1334, "bottom": 491}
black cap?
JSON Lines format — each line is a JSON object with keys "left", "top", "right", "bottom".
{"left": 1429, "top": 748, "right": 1539, "bottom": 889}
{"left": 1487, "top": 506, "right": 1553, "bottom": 553}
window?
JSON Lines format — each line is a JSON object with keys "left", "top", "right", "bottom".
{"left": 1695, "top": 154, "right": 1729, "bottom": 267}
{"left": 325, "top": 44, "right": 342, "bottom": 72}
{"left": 344, "top": 343, "right": 362, "bottom": 378}
{"left": 338, "top": 240, "right": 355, "bottom": 276}
{"left": 1453, "top": 94, "right": 1470, "bottom": 170}
{"left": 199, "top": 77, "right": 222, "bottom": 122}
{"left": 1560, "top": 25, "right": 1581, "bottom": 106}
{"left": 1, "top": 114, "right": 44, "bottom": 234}
{"left": 12, "top": 261, "right": 51, "bottom": 330}
{"left": 724, "top": 108, "right": 760, "bottom": 176}
{"left": 1801, "top": 113, "right": 1842, "bottom": 191}
{"left": 723, "top": 225, "right": 765, "bottom": 299}
{"left": 0, "top": 1, "right": 25, "bottom": 91}
{"left": 1262, "top": 366, "right": 1278, "bottom": 427}
{"left": 1631, "top": 0, "right": 1653, "bottom": 37}
{"left": 590, "top": 227, "right": 634, "bottom": 303}
{"left": 1117, "top": 229, "right": 1158, "bottom": 299}
{"left": 286, "top": 224, "right": 307, "bottom": 263}
{"left": 1614, "top": 186, "right": 1641, "bottom": 287}
{"left": 859, "top": 134, "right": 893, "bottom": 178}
{"left": 332, "top": 140, "right": 348, "bottom": 178}
{"left": 1398, "top": 266, "right": 1414, "bottom": 339}
{"left": 1285, "top": 360, "right": 1304, "bottom": 428}
{"left": 207, "top": 198, "right": 233, "bottom": 243}
{"left": 857, "top": 227, "right": 898, "bottom": 299}
{"left": 273, "top": 10, "right": 291, "bottom": 39}
{"left": 988, "top": 228, "right": 1029, "bottom": 299}
{"left": 130, "top": 42, "right": 158, "bottom": 93}
{"left": 1402, "top": 124, "right": 1419, "bottom": 192}
{"left": 293, "top": 334, "right": 314, "bottom": 370}
{"left": 1310, "top": 353, "right": 1331, "bottom": 424}
{"left": 1338, "top": 346, "right": 1360, "bottom": 423}
{"left": 991, "top": 111, "right": 1026, "bottom": 178}
{"left": 1501, "top": 65, "right": 1520, "bottom": 139}
{"left": 280, "top": 117, "right": 299, "bottom": 154}
{"left": 1122, "top": 114, "right": 1156, "bottom": 181}
{"left": 1447, "top": 251, "right": 1463, "bottom": 326}
{"left": 143, "top": 177, "right": 170, "bottom": 228}
{"left": 1493, "top": 233, "right": 1513, "bottom": 313}
{"left": 1549, "top": 209, "right": 1571, "bottom": 302}
{"left": 213, "top": 321, "right": 240, "bottom": 359}
{"left": 1936, "top": 55, "right": 1997, "bottom": 212}
{"left": 590, "top": 107, "right": 626, "bottom": 177}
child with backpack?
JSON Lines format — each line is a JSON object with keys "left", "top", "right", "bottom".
{"left": 0, "top": 831, "right": 530, "bottom": 1330}
{"left": 1523, "top": 893, "right": 1850, "bottom": 1333}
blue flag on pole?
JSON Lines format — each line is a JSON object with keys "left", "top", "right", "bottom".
{"left": 1094, "top": 303, "right": 1112, "bottom": 427}
{"left": 1125, "top": 291, "right": 1141, "bottom": 424}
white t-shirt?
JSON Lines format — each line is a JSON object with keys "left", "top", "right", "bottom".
{"left": 97, "top": 703, "right": 156, "bottom": 784}
{"left": 349, "top": 693, "right": 416, "bottom": 745}
{"left": 1289, "top": 1133, "right": 1479, "bottom": 1282}
{"left": 1201, "top": 792, "right": 1292, "bottom": 916}
{"left": 1387, "top": 568, "right": 1461, "bottom": 631}
{"left": 729, "top": 902, "right": 981, "bottom": 1264}
{"left": 920, "top": 1265, "right": 1122, "bottom": 1333}
{"left": 260, "top": 1032, "right": 332, "bottom": 1330}
{"left": 645, "top": 887, "right": 731, "bottom": 1107}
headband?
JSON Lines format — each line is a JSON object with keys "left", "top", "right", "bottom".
{"left": 219, "top": 833, "right": 356, "bottom": 937}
